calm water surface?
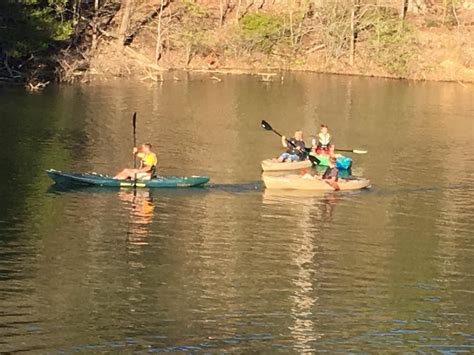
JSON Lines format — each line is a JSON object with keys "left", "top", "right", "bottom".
{"left": 0, "top": 73, "right": 473, "bottom": 352}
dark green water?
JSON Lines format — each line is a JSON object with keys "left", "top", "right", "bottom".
{"left": 0, "top": 74, "right": 473, "bottom": 352}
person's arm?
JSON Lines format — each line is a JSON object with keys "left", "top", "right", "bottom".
{"left": 321, "top": 168, "right": 339, "bottom": 190}
{"left": 329, "top": 169, "right": 340, "bottom": 190}
{"left": 281, "top": 136, "right": 288, "bottom": 148}
{"left": 138, "top": 164, "right": 152, "bottom": 173}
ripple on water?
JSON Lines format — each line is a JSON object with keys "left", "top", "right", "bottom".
{"left": 0, "top": 78, "right": 473, "bottom": 352}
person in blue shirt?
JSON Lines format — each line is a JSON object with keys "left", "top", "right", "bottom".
{"left": 277, "top": 130, "right": 307, "bottom": 162}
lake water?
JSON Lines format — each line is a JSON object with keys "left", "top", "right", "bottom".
{"left": 0, "top": 73, "right": 473, "bottom": 352}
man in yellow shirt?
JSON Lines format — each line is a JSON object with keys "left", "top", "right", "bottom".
{"left": 114, "top": 143, "right": 158, "bottom": 180}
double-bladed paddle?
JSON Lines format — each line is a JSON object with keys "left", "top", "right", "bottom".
{"left": 303, "top": 147, "right": 367, "bottom": 155}
{"left": 334, "top": 148, "right": 367, "bottom": 154}
{"left": 307, "top": 134, "right": 367, "bottom": 154}
{"left": 261, "top": 120, "right": 317, "bottom": 164}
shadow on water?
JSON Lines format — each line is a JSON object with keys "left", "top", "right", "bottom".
{"left": 63, "top": 333, "right": 275, "bottom": 353}
{"left": 46, "top": 179, "right": 474, "bottom": 197}
{"left": 46, "top": 181, "right": 264, "bottom": 195}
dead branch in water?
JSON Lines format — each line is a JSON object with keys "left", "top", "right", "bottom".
{"left": 26, "top": 80, "right": 50, "bottom": 92}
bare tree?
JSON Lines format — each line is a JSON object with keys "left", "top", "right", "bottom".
{"left": 119, "top": 0, "right": 134, "bottom": 44}
{"left": 91, "top": 0, "right": 100, "bottom": 49}
{"left": 220, "top": 0, "right": 224, "bottom": 27}
{"left": 349, "top": 0, "right": 357, "bottom": 66}
{"left": 400, "top": 0, "right": 408, "bottom": 20}
{"left": 156, "top": 0, "right": 165, "bottom": 63}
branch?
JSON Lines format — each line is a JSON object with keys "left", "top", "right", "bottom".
{"left": 126, "top": 0, "right": 172, "bottom": 45}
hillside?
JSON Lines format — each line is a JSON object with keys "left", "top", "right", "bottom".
{"left": 1, "top": 0, "right": 474, "bottom": 86}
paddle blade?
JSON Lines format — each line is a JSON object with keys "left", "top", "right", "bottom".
{"left": 132, "top": 112, "right": 137, "bottom": 129}
{"left": 336, "top": 148, "right": 368, "bottom": 154}
{"left": 308, "top": 154, "right": 320, "bottom": 165}
{"left": 261, "top": 120, "right": 273, "bottom": 131}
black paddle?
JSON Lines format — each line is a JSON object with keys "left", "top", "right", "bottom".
{"left": 308, "top": 154, "right": 320, "bottom": 165}
{"left": 132, "top": 112, "right": 137, "bottom": 188}
{"left": 261, "top": 120, "right": 284, "bottom": 138}
{"left": 132, "top": 112, "right": 137, "bottom": 169}
{"left": 261, "top": 120, "right": 319, "bottom": 164}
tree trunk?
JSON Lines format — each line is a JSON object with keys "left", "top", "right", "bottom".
{"left": 236, "top": 0, "right": 242, "bottom": 22}
{"left": 156, "top": 0, "right": 164, "bottom": 63}
{"left": 349, "top": 0, "right": 356, "bottom": 66}
{"left": 400, "top": 0, "right": 408, "bottom": 19}
{"left": 91, "top": 0, "right": 99, "bottom": 49}
{"left": 119, "top": 0, "right": 134, "bottom": 44}
{"left": 289, "top": 10, "right": 294, "bottom": 46}
{"left": 219, "top": 0, "right": 224, "bottom": 27}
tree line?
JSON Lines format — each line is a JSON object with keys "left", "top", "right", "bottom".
{"left": 0, "top": 0, "right": 469, "bottom": 85}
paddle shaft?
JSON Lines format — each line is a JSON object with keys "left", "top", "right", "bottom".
{"left": 132, "top": 112, "right": 137, "bottom": 169}
{"left": 132, "top": 112, "right": 138, "bottom": 189}
{"left": 335, "top": 148, "right": 365, "bottom": 154}
{"left": 269, "top": 127, "right": 307, "bottom": 156}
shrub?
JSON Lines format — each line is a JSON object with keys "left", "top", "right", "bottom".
{"left": 239, "top": 12, "right": 285, "bottom": 53}
{"left": 361, "top": 8, "right": 415, "bottom": 76}
{"left": 0, "top": 0, "right": 73, "bottom": 58}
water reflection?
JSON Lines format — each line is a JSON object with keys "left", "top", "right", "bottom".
{"left": 0, "top": 75, "right": 473, "bottom": 353}
{"left": 263, "top": 189, "right": 339, "bottom": 222}
{"left": 262, "top": 189, "right": 343, "bottom": 350}
{"left": 119, "top": 189, "right": 155, "bottom": 245}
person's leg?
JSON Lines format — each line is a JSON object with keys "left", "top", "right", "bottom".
{"left": 288, "top": 154, "right": 300, "bottom": 162}
{"left": 135, "top": 172, "right": 151, "bottom": 180}
{"left": 114, "top": 168, "right": 136, "bottom": 179}
{"left": 278, "top": 152, "right": 290, "bottom": 162}
{"left": 114, "top": 169, "right": 127, "bottom": 179}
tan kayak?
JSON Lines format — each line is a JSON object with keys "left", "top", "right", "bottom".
{"left": 262, "top": 173, "right": 371, "bottom": 191}
{"left": 261, "top": 159, "right": 312, "bottom": 172}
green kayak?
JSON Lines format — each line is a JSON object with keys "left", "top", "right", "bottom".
{"left": 46, "top": 169, "right": 210, "bottom": 188}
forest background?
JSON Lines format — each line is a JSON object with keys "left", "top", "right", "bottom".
{"left": 1, "top": 0, "right": 473, "bottom": 87}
